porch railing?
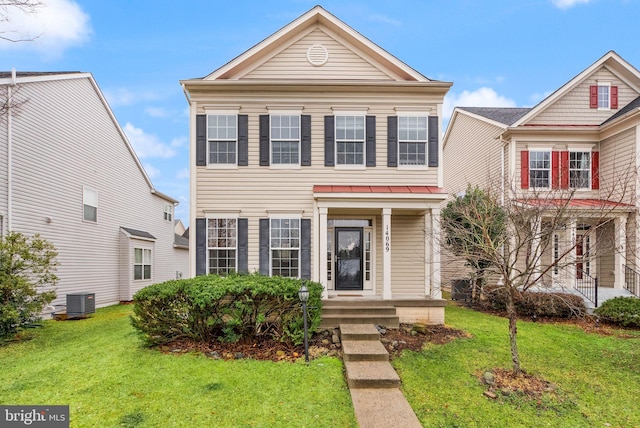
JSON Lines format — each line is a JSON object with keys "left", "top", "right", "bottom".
{"left": 623, "top": 264, "right": 640, "bottom": 297}
{"left": 575, "top": 268, "right": 598, "bottom": 308}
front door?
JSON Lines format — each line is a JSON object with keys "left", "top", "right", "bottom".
{"left": 576, "top": 230, "right": 591, "bottom": 279}
{"left": 335, "top": 228, "right": 363, "bottom": 290}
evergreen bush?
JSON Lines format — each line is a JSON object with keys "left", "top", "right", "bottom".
{"left": 594, "top": 297, "right": 640, "bottom": 327}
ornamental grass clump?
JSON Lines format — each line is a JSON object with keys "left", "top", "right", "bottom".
{"left": 131, "top": 272, "right": 322, "bottom": 346}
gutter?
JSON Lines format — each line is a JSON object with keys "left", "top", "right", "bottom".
{"left": 7, "top": 69, "right": 16, "bottom": 231}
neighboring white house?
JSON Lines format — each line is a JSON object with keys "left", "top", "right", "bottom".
{"left": 0, "top": 71, "right": 189, "bottom": 308}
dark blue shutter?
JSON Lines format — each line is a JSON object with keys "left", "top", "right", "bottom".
{"left": 324, "top": 116, "right": 335, "bottom": 167}
{"left": 387, "top": 116, "right": 398, "bottom": 167}
{"left": 259, "top": 218, "right": 269, "bottom": 275}
{"left": 196, "top": 115, "right": 206, "bottom": 166}
{"left": 195, "top": 218, "right": 206, "bottom": 276}
{"left": 237, "top": 218, "right": 248, "bottom": 273}
{"left": 300, "top": 219, "right": 311, "bottom": 279}
{"left": 301, "top": 115, "right": 311, "bottom": 166}
{"left": 428, "top": 116, "right": 439, "bottom": 167}
{"left": 366, "top": 115, "right": 376, "bottom": 167}
{"left": 259, "top": 115, "right": 269, "bottom": 166}
{"left": 237, "top": 115, "right": 248, "bottom": 166}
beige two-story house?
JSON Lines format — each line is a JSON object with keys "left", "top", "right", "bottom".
{"left": 443, "top": 51, "right": 640, "bottom": 306}
{"left": 181, "top": 6, "right": 452, "bottom": 323}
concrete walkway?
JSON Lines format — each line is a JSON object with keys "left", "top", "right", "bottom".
{"left": 340, "top": 324, "right": 422, "bottom": 428}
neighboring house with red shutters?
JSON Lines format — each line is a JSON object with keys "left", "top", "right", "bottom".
{"left": 181, "top": 6, "right": 452, "bottom": 324}
{"left": 443, "top": 51, "right": 640, "bottom": 306}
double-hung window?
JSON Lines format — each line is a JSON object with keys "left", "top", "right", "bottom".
{"left": 83, "top": 187, "right": 98, "bottom": 222}
{"left": 164, "top": 203, "right": 173, "bottom": 221}
{"left": 335, "top": 115, "right": 365, "bottom": 166}
{"left": 529, "top": 151, "right": 551, "bottom": 188}
{"left": 597, "top": 83, "right": 610, "bottom": 109}
{"left": 270, "top": 218, "right": 300, "bottom": 277}
{"left": 271, "top": 115, "right": 300, "bottom": 165}
{"left": 207, "top": 218, "right": 237, "bottom": 275}
{"left": 134, "top": 248, "right": 152, "bottom": 280}
{"left": 569, "top": 151, "right": 590, "bottom": 189}
{"left": 398, "top": 116, "right": 427, "bottom": 166}
{"left": 207, "top": 115, "right": 237, "bottom": 165}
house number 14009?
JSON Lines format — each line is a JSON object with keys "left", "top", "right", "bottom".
{"left": 385, "top": 225, "right": 390, "bottom": 252}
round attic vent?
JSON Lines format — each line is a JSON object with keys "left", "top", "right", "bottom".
{"left": 307, "top": 44, "right": 328, "bottom": 66}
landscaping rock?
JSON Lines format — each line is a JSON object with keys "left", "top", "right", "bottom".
{"left": 332, "top": 334, "right": 340, "bottom": 344}
{"left": 483, "top": 371, "right": 495, "bottom": 385}
{"left": 321, "top": 339, "right": 330, "bottom": 345}
{"left": 412, "top": 323, "right": 428, "bottom": 335}
{"left": 376, "top": 326, "right": 387, "bottom": 335}
{"left": 484, "top": 390, "right": 497, "bottom": 399}
{"left": 207, "top": 351, "right": 221, "bottom": 359}
{"left": 276, "top": 350, "right": 286, "bottom": 358}
{"left": 234, "top": 352, "right": 244, "bottom": 360}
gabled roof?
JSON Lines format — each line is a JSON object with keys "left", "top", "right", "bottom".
{"left": 174, "top": 233, "right": 189, "bottom": 249}
{"left": 0, "top": 71, "right": 178, "bottom": 204}
{"left": 193, "top": 5, "right": 434, "bottom": 83}
{"left": 602, "top": 94, "right": 640, "bottom": 125}
{"left": 512, "top": 51, "right": 640, "bottom": 127}
{"left": 120, "top": 227, "right": 157, "bottom": 240}
{"left": 458, "top": 107, "right": 531, "bottom": 126}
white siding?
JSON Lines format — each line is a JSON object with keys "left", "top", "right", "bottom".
{"left": 4, "top": 76, "right": 187, "bottom": 307}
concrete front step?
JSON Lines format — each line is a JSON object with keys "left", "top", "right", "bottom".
{"left": 342, "top": 340, "right": 389, "bottom": 362}
{"left": 344, "top": 360, "right": 401, "bottom": 389}
{"left": 322, "top": 306, "right": 397, "bottom": 316}
{"left": 320, "top": 315, "right": 399, "bottom": 329}
{"left": 339, "top": 323, "right": 380, "bottom": 341}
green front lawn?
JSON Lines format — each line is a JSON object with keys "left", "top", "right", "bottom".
{"left": 395, "top": 305, "right": 640, "bottom": 427}
{"left": 0, "top": 305, "right": 356, "bottom": 428}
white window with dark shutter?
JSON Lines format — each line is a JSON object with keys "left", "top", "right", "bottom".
{"left": 207, "top": 113, "right": 237, "bottom": 165}
{"left": 207, "top": 218, "right": 237, "bottom": 275}
{"left": 270, "top": 217, "right": 300, "bottom": 278}
{"left": 398, "top": 116, "right": 427, "bottom": 167}
{"left": 270, "top": 114, "right": 300, "bottom": 166}
{"left": 335, "top": 114, "right": 365, "bottom": 167}
{"left": 590, "top": 81, "right": 618, "bottom": 110}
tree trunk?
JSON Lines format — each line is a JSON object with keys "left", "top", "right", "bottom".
{"left": 506, "top": 287, "right": 521, "bottom": 373}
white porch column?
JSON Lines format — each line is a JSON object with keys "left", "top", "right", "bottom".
{"left": 382, "top": 208, "right": 392, "bottom": 300}
{"left": 430, "top": 208, "right": 442, "bottom": 299}
{"left": 614, "top": 214, "right": 627, "bottom": 290}
{"left": 532, "top": 219, "right": 542, "bottom": 286}
{"left": 424, "top": 211, "right": 431, "bottom": 296}
{"left": 319, "top": 207, "right": 329, "bottom": 299}
{"left": 567, "top": 218, "right": 577, "bottom": 287}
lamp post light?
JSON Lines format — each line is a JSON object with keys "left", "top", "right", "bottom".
{"left": 298, "top": 281, "right": 310, "bottom": 364}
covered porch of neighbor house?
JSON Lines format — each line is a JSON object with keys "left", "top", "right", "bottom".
{"left": 312, "top": 185, "right": 447, "bottom": 325}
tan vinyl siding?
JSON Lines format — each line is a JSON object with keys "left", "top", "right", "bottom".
{"left": 8, "top": 77, "right": 187, "bottom": 307}
{"left": 390, "top": 215, "right": 425, "bottom": 295}
{"left": 599, "top": 127, "right": 637, "bottom": 205}
{"left": 529, "top": 69, "right": 640, "bottom": 125}
{"left": 443, "top": 112, "right": 505, "bottom": 195}
{"left": 243, "top": 28, "right": 392, "bottom": 81}
{"left": 597, "top": 221, "right": 615, "bottom": 288}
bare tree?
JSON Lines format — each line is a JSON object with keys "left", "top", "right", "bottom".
{"left": 0, "top": 0, "right": 43, "bottom": 43}
{"left": 442, "top": 165, "right": 636, "bottom": 373}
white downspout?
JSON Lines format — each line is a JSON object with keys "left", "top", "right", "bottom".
{"left": 7, "top": 69, "right": 16, "bottom": 232}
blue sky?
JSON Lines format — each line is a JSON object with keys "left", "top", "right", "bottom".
{"left": 3, "top": 0, "right": 640, "bottom": 225}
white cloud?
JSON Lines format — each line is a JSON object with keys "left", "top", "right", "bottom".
{"left": 176, "top": 168, "right": 190, "bottom": 180}
{"left": 143, "top": 163, "right": 160, "bottom": 179}
{"left": 170, "top": 136, "right": 188, "bottom": 148}
{"left": 144, "top": 106, "right": 169, "bottom": 118}
{"left": 443, "top": 87, "right": 517, "bottom": 121}
{"left": 551, "top": 0, "right": 590, "bottom": 9}
{"left": 123, "top": 123, "right": 176, "bottom": 159}
{"left": 0, "top": 0, "right": 91, "bottom": 58}
{"left": 529, "top": 90, "right": 554, "bottom": 105}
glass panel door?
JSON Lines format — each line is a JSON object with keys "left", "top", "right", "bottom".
{"left": 335, "top": 228, "right": 363, "bottom": 290}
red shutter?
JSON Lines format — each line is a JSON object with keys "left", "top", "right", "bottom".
{"left": 521, "top": 151, "right": 529, "bottom": 189}
{"left": 592, "top": 151, "right": 600, "bottom": 189}
{"left": 590, "top": 85, "right": 598, "bottom": 108}
{"left": 551, "top": 151, "right": 560, "bottom": 189}
{"left": 560, "top": 151, "right": 569, "bottom": 189}
{"left": 611, "top": 86, "right": 618, "bottom": 109}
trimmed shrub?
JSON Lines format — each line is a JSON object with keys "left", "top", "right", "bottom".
{"left": 482, "top": 287, "right": 587, "bottom": 319}
{"left": 0, "top": 232, "right": 58, "bottom": 343}
{"left": 130, "top": 272, "right": 323, "bottom": 346}
{"left": 594, "top": 297, "right": 640, "bottom": 327}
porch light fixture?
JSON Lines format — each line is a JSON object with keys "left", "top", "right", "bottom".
{"left": 298, "top": 282, "right": 310, "bottom": 364}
